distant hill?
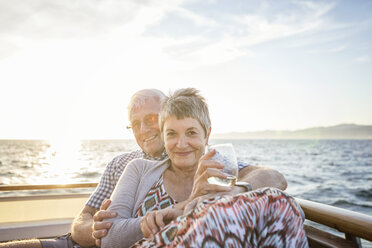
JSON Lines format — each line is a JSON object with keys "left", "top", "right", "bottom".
{"left": 211, "top": 124, "right": 372, "bottom": 139}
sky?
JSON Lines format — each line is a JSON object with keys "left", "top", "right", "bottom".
{"left": 0, "top": 0, "right": 371, "bottom": 140}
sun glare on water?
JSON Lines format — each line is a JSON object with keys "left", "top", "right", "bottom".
{"left": 30, "top": 138, "right": 83, "bottom": 185}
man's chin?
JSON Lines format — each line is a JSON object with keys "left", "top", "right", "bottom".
{"left": 144, "top": 143, "right": 163, "bottom": 157}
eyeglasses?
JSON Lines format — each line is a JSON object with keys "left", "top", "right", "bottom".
{"left": 126, "top": 114, "right": 159, "bottom": 132}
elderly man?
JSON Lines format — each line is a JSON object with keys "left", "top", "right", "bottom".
{"left": 1, "top": 88, "right": 287, "bottom": 248}
{"left": 70, "top": 89, "right": 168, "bottom": 247}
{"left": 0, "top": 89, "right": 167, "bottom": 248}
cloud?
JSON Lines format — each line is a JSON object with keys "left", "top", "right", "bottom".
{"left": 149, "top": 1, "right": 338, "bottom": 65}
{"left": 329, "top": 45, "right": 347, "bottom": 53}
{"left": 0, "top": 0, "right": 369, "bottom": 68}
{"left": 355, "top": 55, "right": 370, "bottom": 63}
{"left": 303, "top": 45, "right": 347, "bottom": 54}
{"left": 0, "top": 0, "right": 138, "bottom": 38}
{"left": 0, "top": 0, "right": 196, "bottom": 40}
{"left": 0, "top": 0, "right": 188, "bottom": 59}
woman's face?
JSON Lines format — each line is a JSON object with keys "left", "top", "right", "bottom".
{"left": 163, "top": 116, "right": 209, "bottom": 170}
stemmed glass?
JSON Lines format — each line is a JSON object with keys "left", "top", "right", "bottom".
{"left": 207, "top": 143, "right": 238, "bottom": 186}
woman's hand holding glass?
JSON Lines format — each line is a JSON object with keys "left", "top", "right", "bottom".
{"left": 187, "top": 149, "right": 233, "bottom": 203}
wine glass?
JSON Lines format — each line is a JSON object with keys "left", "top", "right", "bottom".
{"left": 207, "top": 143, "right": 238, "bottom": 186}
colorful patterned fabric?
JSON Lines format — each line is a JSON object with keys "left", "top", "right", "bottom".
{"left": 86, "top": 149, "right": 168, "bottom": 209}
{"left": 136, "top": 175, "right": 177, "bottom": 217}
{"left": 133, "top": 187, "right": 308, "bottom": 248}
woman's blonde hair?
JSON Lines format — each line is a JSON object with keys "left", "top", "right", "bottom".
{"left": 159, "top": 88, "right": 211, "bottom": 137}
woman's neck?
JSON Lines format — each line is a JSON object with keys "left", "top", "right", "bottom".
{"left": 163, "top": 162, "right": 197, "bottom": 202}
{"left": 168, "top": 162, "right": 197, "bottom": 180}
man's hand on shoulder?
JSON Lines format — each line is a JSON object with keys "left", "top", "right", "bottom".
{"left": 92, "top": 199, "right": 117, "bottom": 247}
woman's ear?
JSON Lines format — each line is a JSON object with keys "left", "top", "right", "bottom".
{"left": 206, "top": 126, "right": 212, "bottom": 145}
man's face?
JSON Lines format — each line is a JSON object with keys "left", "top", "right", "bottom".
{"left": 129, "top": 98, "right": 164, "bottom": 157}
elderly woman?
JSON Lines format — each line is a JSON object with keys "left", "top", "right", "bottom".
{"left": 101, "top": 88, "right": 308, "bottom": 248}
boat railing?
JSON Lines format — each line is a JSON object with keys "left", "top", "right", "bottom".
{"left": 1, "top": 184, "right": 372, "bottom": 247}
{"left": 295, "top": 198, "right": 372, "bottom": 247}
{"left": 0, "top": 182, "right": 98, "bottom": 191}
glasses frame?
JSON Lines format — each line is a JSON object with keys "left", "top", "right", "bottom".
{"left": 126, "top": 114, "right": 159, "bottom": 133}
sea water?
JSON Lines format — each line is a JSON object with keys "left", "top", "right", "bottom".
{"left": 1, "top": 139, "right": 371, "bottom": 213}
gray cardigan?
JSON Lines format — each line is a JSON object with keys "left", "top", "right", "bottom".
{"left": 101, "top": 158, "right": 170, "bottom": 248}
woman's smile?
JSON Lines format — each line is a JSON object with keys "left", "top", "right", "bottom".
{"left": 174, "top": 151, "right": 193, "bottom": 156}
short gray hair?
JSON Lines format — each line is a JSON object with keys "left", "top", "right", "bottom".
{"left": 160, "top": 88, "right": 211, "bottom": 137}
{"left": 127, "top": 89, "right": 166, "bottom": 118}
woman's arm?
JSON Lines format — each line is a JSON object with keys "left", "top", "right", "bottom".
{"left": 101, "top": 160, "right": 144, "bottom": 248}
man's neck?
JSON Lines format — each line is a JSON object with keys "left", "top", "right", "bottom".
{"left": 143, "top": 149, "right": 166, "bottom": 160}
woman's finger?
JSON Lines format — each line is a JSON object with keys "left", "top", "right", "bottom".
{"left": 193, "top": 167, "right": 226, "bottom": 190}
{"left": 140, "top": 217, "right": 153, "bottom": 238}
{"left": 192, "top": 174, "right": 232, "bottom": 197}
{"left": 145, "top": 212, "right": 159, "bottom": 234}
{"left": 199, "top": 160, "right": 224, "bottom": 171}
{"left": 155, "top": 211, "right": 165, "bottom": 229}
{"left": 199, "top": 149, "right": 216, "bottom": 162}
{"left": 203, "top": 167, "right": 228, "bottom": 180}
{"left": 195, "top": 159, "right": 224, "bottom": 179}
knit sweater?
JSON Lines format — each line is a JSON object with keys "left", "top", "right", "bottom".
{"left": 101, "top": 158, "right": 170, "bottom": 248}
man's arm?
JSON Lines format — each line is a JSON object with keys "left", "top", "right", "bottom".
{"left": 92, "top": 199, "right": 117, "bottom": 247}
{"left": 238, "top": 165, "right": 287, "bottom": 190}
{"left": 101, "top": 160, "right": 152, "bottom": 248}
{"left": 71, "top": 205, "right": 98, "bottom": 247}
{"left": 181, "top": 165, "right": 287, "bottom": 215}
{"left": 71, "top": 154, "right": 126, "bottom": 247}
{"left": 74, "top": 152, "right": 142, "bottom": 247}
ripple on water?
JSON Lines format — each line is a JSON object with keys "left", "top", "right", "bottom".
{"left": 355, "top": 188, "right": 372, "bottom": 199}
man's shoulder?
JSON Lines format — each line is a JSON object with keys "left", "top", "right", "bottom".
{"left": 116, "top": 149, "right": 143, "bottom": 160}
{"left": 107, "top": 150, "right": 144, "bottom": 168}
{"left": 125, "top": 157, "right": 170, "bottom": 175}
{"left": 127, "top": 157, "right": 167, "bottom": 168}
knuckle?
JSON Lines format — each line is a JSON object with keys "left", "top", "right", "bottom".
{"left": 93, "top": 223, "right": 98, "bottom": 230}
{"left": 201, "top": 161, "right": 208, "bottom": 168}
{"left": 93, "top": 213, "right": 99, "bottom": 221}
{"left": 96, "top": 212, "right": 104, "bottom": 220}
